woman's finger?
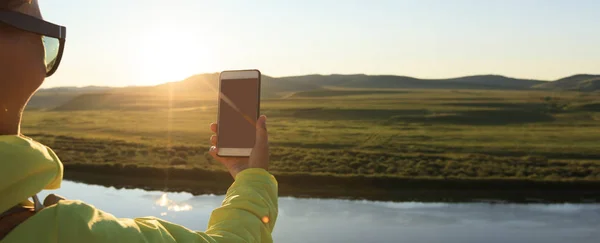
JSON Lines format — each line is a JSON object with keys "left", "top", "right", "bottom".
{"left": 208, "top": 146, "right": 228, "bottom": 163}
{"left": 210, "top": 135, "right": 218, "bottom": 146}
{"left": 209, "top": 146, "right": 218, "bottom": 156}
{"left": 210, "top": 123, "right": 218, "bottom": 133}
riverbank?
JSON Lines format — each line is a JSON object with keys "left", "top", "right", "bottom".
{"left": 64, "top": 163, "right": 600, "bottom": 203}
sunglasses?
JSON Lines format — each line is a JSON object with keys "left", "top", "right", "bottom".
{"left": 0, "top": 10, "right": 66, "bottom": 77}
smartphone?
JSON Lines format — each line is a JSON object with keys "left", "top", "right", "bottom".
{"left": 216, "top": 70, "right": 261, "bottom": 157}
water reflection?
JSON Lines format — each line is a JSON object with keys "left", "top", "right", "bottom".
{"left": 155, "top": 193, "right": 193, "bottom": 213}
{"left": 38, "top": 181, "right": 600, "bottom": 243}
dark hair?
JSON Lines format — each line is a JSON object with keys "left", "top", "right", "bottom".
{"left": 0, "top": 0, "right": 30, "bottom": 10}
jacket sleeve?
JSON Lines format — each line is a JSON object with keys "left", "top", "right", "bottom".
{"left": 205, "top": 168, "right": 279, "bottom": 242}
{"left": 136, "top": 168, "right": 279, "bottom": 243}
{"left": 4, "top": 168, "right": 278, "bottom": 243}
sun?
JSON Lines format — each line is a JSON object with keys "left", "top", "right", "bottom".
{"left": 134, "top": 27, "right": 216, "bottom": 86}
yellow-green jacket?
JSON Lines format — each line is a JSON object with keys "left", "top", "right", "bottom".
{"left": 0, "top": 135, "right": 278, "bottom": 243}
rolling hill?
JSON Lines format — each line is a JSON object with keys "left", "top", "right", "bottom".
{"left": 533, "top": 74, "right": 600, "bottom": 91}
{"left": 31, "top": 73, "right": 598, "bottom": 111}
{"left": 27, "top": 86, "right": 112, "bottom": 110}
{"left": 273, "top": 74, "right": 545, "bottom": 90}
{"left": 117, "top": 73, "right": 548, "bottom": 95}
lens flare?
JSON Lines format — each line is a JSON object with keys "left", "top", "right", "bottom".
{"left": 262, "top": 216, "right": 270, "bottom": 224}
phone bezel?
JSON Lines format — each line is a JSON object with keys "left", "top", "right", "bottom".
{"left": 216, "top": 69, "right": 261, "bottom": 157}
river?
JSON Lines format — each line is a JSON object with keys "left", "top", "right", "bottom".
{"left": 38, "top": 180, "right": 599, "bottom": 243}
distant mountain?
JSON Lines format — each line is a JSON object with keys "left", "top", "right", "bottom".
{"left": 29, "top": 73, "right": 599, "bottom": 110}
{"left": 442, "top": 75, "right": 545, "bottom": 89}
{"left": 39, "top": 86, "right": 112, "bottom": 92}
{"left": 131, "top": 73, "right": 321, "bottom": 98}
{"left": 272, "top": 74, "right": 545, "bottom": 90}
{"left": 533, "top": 74, "right": 600, "bottom": 92}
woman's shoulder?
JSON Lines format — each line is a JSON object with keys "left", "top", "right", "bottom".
{"left": 3, "top": 200, "right": 147, "bottom": 242}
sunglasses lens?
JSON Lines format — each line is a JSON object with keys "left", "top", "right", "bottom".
{"left": 42, "top": 36, "right": 60, "bottom": 74}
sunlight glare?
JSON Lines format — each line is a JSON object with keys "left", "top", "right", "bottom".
{"left": 135, "top": 25, "right": 216, "bottom": 86}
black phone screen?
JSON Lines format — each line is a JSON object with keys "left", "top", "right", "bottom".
{"left": 217, "top": 78, "right": 260, "bottom": 148}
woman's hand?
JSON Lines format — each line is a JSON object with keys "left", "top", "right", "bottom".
{"left": 209, "top": 115, "right": 269, "bottom": 178}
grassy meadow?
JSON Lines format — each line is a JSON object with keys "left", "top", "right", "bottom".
{"left": 22, "top": 88, "right": 600, "bottom": 184}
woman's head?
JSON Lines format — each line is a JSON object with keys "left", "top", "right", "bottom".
{"left": 0, "top": 0, "right": 46, "bottom": 134}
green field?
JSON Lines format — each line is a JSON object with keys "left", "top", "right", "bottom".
{"left": 22, "top": 88, "right": 600, "bottom": 184}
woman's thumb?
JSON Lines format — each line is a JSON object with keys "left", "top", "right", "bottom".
{"left": 251, "top": 115, "right": 269, "bottom": 170}
{"left": 255, "top": 115, "right": 268, "bottom": 146}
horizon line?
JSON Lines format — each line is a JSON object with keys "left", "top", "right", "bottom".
{"left": 41, "top": 72, "right": 599, "bottom": 89}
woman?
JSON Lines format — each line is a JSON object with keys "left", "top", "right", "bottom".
{"left": 0, "top": 1, "right": 277, "bottom": 242}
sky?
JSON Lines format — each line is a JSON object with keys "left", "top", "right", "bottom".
{"left": 40, "top": 0, "right": 599, "bottom": 88}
